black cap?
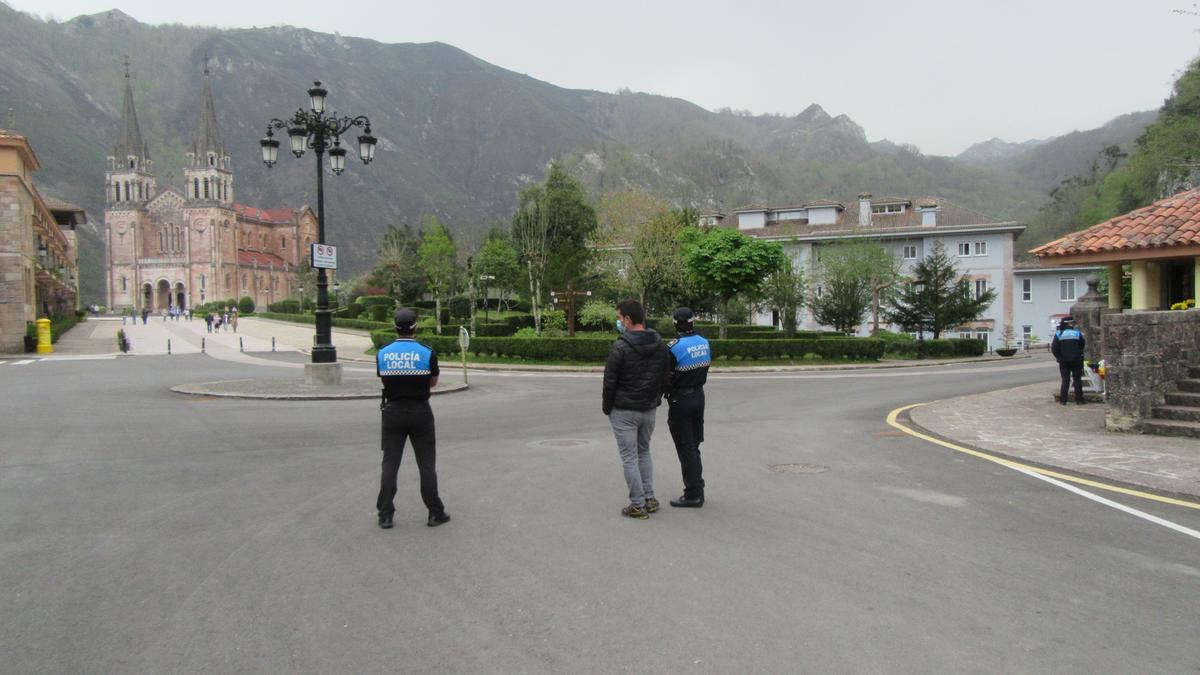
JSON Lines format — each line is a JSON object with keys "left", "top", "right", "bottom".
{"left": 672, "top": 307, "right": 694, "bottom": 325}
{"left": 394, "top": 308, "right": 417, "bottom": 330}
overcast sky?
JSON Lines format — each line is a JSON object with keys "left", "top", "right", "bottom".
{"left": 9, "top": 0, "right": 1200, "bottom": 155}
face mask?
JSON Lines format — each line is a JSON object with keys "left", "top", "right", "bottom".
{"left": 616, "top": 319, "right": 627, "bottom": 335}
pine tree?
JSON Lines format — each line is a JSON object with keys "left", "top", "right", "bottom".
{"left": 886, "top": 242, "right": 996, "bottom": 339}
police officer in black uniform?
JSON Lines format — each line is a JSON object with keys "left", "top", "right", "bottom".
{"left": 1051, "top": 316, "right": 1087, "bottom": 405}
{"left": 375, "top": 308, "right": 451, "bottom": 529}
{"left": 665, "top": 307, "right": 711, "bottom": 508}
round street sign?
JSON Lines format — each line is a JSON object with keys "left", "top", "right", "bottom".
{"left": 459, "top": 326, "right": 470, "bottom": 350}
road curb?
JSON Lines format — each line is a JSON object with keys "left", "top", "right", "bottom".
{"left": 170, "top": 378, "right": 468, "bottom": 400}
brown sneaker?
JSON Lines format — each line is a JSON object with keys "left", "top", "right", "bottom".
{"left": 644, "top": 497, "right": 660, "bottom": 513}
{"left": 621, "top": 504, "right": 649, "bottom": 520}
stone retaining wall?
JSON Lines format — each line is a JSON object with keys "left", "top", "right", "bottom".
{"left": 1102, "top": 309, "right": 1200, "bottom": 431}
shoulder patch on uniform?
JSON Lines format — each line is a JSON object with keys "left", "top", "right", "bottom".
{"left": 668, "top": 338, "right": 679, "bottom": 348}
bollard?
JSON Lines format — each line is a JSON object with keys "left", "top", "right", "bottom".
{"left": 167, "top": 338, "right": 172, "bottom": 355}
{"left": 239, "top": 337, "right": 244, "bottom": 352}
{"left": 272, "top": 336, "right": 276, "bottom": 352}
{"left": 202, "top": 337, "right": 205, "bottom": 353}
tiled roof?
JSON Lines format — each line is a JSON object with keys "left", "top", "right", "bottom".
{"left": 234, "top": 203, "right": 296, "bottom": 224}
{"left": 732, "top": 196, "right": 1010, "bottom": 238}
{"left": 237, "top": 250, "right": 289, "bottom": 269}
{"left": 43, "top": 197, "right": 85, "bottom": 213}
{"left": 1031, "top": 188, "right": 1200, "bottom": 258}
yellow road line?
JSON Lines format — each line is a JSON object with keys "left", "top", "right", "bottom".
{"left": 887, "top": 403, "right": 1200, "bottom": 511}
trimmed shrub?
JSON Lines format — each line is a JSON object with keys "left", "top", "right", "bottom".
{"left": 238, "top": 296, "right": 255, "bottom": 314}
{"left": 911, "top": 338, "right": 986, "bottom": 359}
{"left": 368, "top": 304, "right": 392, "bottom": 322}
{"left": 357, "top": 295, "right": 395, "bottom": 308}
{"left": 268, "top": 299, "right": 301, "bottom": 314}
{"left": 540, "top": 310, "right": 567, "bottom": 332}
{"left": 339, "top": 303, "right": 365, "bottom": 319}
{"left": 448, "top": 296, "right": 472, "bottom": 319}
{"left": 502, "top": 314, "right": 535, "bottom": 332}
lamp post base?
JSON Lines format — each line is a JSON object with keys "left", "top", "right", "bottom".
{"left": 304, "top": 362, "right": 343, "bottom": 386}
{"left": 310, "top": 344, "right": 338, "bottom": 363}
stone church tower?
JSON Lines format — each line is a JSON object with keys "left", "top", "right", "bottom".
{"left": 105, "top": 60, "right": 315, "bottom": 313}
{"left": 104, "top": 59, "right": 156, "bottom": 310}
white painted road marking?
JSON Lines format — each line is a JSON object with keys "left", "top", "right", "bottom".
{"left": 11, "top": 359, "right": 36, "bottom": 365}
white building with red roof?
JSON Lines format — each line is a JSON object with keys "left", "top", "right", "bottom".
{"left": 104, "top": 61, "right": 317, "bottom": 313}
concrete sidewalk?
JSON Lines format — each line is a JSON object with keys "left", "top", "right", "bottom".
{"left": 909, "top": 381, "right": 1200, "bottom": 499}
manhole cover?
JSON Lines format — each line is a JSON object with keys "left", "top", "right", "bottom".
{"left": 768, "top": 463, "right": 830, "bottom": 474}
{"left": 528, "top": 439, "right": 592, "bottom": 449}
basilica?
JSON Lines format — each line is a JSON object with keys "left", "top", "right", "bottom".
{"left": 105, "top": 62, "right": 316, "bottom": 312}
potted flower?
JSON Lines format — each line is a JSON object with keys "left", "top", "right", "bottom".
{"left": 995, "top": 324, "right": 1018, "bottom": 357}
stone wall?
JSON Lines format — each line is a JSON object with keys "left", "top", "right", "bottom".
{"left": 1102, "top": 309, "right": 1200, "bottom": 431}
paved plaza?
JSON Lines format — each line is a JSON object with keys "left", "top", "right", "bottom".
{"left": 1, "top": 337, "right": 1198, "bottom": 672}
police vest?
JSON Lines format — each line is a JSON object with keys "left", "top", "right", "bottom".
{"left": 1056, "top": 328, "right": 1082, "bottom": 342}
{"left": 670, "top": 334, "right": 712, "bottom": 371}
{"left": 377, "top": 339, "right": 433, "bottom": 376}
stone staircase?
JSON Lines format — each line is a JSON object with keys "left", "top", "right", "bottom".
{"left": 1142, "top": 366, "right": 1200, "bottom": 438}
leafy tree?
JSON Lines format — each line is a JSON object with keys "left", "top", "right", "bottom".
{"left": 418, "top": 215, "right": 458, "bottom": 335}
{"left": 578, "top": 298, "right": 615, "bottom": 330}
{"left": 809, "top": 243, "right": 873, "bottom": 335}
{"left": 511, "top": 194, "right": 551, "bottom": 333}
{"left": 680, "top": 227, "right": 785, "bottom": 338}
{"left": 475, "top": 235, "right": 521, "bottom": 312}
{"left": 511, "top": 162, "right": 599, "bottom": 334}
{"left": 886, "top": 241, "right": 996, "bottom": 339}
{"left": 629, "top": 209, "right": 689, "bottom": 311}
{"left": 370, "top": 223, "right": 425, "bottom": 303}
{"left": 761, "top": 258, "right": 807, "bottom": 337}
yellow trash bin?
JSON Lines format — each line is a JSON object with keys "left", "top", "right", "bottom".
{"left": 36, "top": 317, "right": 52, "bottom": 354}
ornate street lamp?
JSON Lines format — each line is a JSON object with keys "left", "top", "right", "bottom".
{"left": 259, "top": 81, "right": 376, "bottom": 364}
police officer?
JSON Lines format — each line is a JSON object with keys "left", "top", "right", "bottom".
{"left": 665, "top": 307, "right": 711, "bottom": 508}
{"left": 375, "top": 308, "right": 451, "bottom": 529}
{"left": 1051, "top": 316, "right": 1086, "bottom": 405}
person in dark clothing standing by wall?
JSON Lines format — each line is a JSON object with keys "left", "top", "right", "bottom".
{"left": 375, "top": 308, "right": 451, "bottom": 530}
{"left": 603, "top": 299, "right": 671, "bottom": 520}
{"left": 1051, "top": 316, "right": 1086, "bottom": 405}
{"left": 665, "top": 307, "right": 711, "bottom": 508}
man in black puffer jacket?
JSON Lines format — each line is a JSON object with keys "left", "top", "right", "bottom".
{"left": 603, "top": 299, "right": 671, "bottom": 520}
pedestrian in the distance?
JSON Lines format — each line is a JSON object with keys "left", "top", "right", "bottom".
{"left": 602, "top": 299, "right": 670, "bottom": 520}
{"left": 205, "top": 312, "right": 214, "bottom": 333}
{"left": 223, "top": 311, "right": 230, "bottom": 331}
{"left": 665, "top": 307, "right": 711, "bottom": 508}
{"left": 231, "top": 312, "right": 238, "bottom": 333}
{"left": 1051, "top": 316, "right": 1086, "bottom": 405}
{"left": 375, "top": 308, "right": 451, "bottom": 530}
{"left": 141, "top": 308, "right": 148, "bottom": 324}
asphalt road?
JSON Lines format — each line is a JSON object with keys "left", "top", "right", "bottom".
{"left": 1, "top": 354, "right": 1197, "bottom": 673}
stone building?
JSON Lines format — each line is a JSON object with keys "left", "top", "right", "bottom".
{"left": 105, "top": 63, "right": 316, "bottom": 313}
{"left": 0, "top": 128, "right": 82, "bottom": 353}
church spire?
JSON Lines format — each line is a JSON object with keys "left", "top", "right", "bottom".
{"left": 113, "top": 55, "right": 150, "bottom": 162}
{"left": 190, "top": 55, "right": 225, "bottom": 167}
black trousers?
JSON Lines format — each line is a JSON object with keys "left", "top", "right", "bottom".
{"left": 1059, "top": 361, "right": 1085, "bottom": 403}
{"left": 377, "top": 399, "right": 445, "bottom": 517}
{"left": 667, "top": 390, "right": 706, "bottom": 499}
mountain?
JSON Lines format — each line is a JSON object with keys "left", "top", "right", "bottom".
{"left": 957, "top": 137, "right": 1049, "bottom": 164}
{"left": 0, "top": 5, "right": 1150, "bottom": 301}
{"left": 955, "top": 112, "right": 1157, "bottom": 192}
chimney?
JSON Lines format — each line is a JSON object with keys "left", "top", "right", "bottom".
{"left": 918, "top": 199, "right": 939, "bottom": 226}
{"left": 858, "top": 192, "right": 872, "bottom": 227}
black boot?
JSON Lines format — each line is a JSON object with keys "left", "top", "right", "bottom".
{"left": 427, "top": 511, "right": 451, "bottom": 527}
{"left": 378, "top": 514, "right": 394, "bottom": 529}
{"left": 669, "top": 495, "right": 704, "bottom": 508}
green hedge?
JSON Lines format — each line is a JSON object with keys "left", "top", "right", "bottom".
{"left": 357, "top": 295, "right": 394, "bottom": 308}
{"left": 368, "top": 332, "right": 885, "bottom": 362}
{"left": 885, "top": 338, "right": 987, "bottom": 359}
{"left": 267, "top": 300, "right": 301, "bottom": 314}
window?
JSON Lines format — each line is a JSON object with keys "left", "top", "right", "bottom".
{"left": 1022, "top": 325, "right": 1032, "bottom": 343}
{"left": 957, "top": 242, "right": 971, "bottom": 257}
{"left": 1022, "top": 278, "right": 1032, "bottom": 302}
{"left": 871, "top": 203, "right": 905, "bottom": 214}
{"left": 242, "top": 274, "right": 247, "bottom": 288}
{"left": 225, "top": 273, "right": 231, "bottom": 289}
{"left": 193, "top": 178, "right": 200, "bottom": 199}
{"left": 902, "top": 245, "right": 917, "bottom": 260}
{"left": 974, "top": 279, "right": 989, "bottom": 300}
{"left": 1059, "top": 278, "right": 1076, "bottom": 301}
{"left": 974, "top": 241, "right": 987, "bottom": 256}
{"left": 121, "top": 276, "right": 127, "bottom": 291}
{"left": 203, "top": 178, "right": 210, "bottom": 199}
{"left": 200, "top": 274, "right": 206, "bottom": 290}
{"left": 281, "top": 236, "right": 286, "bottom": 250}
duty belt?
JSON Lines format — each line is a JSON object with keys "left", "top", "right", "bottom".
{"left": 670, "top": 386, "right": 703, "bottom": 398}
